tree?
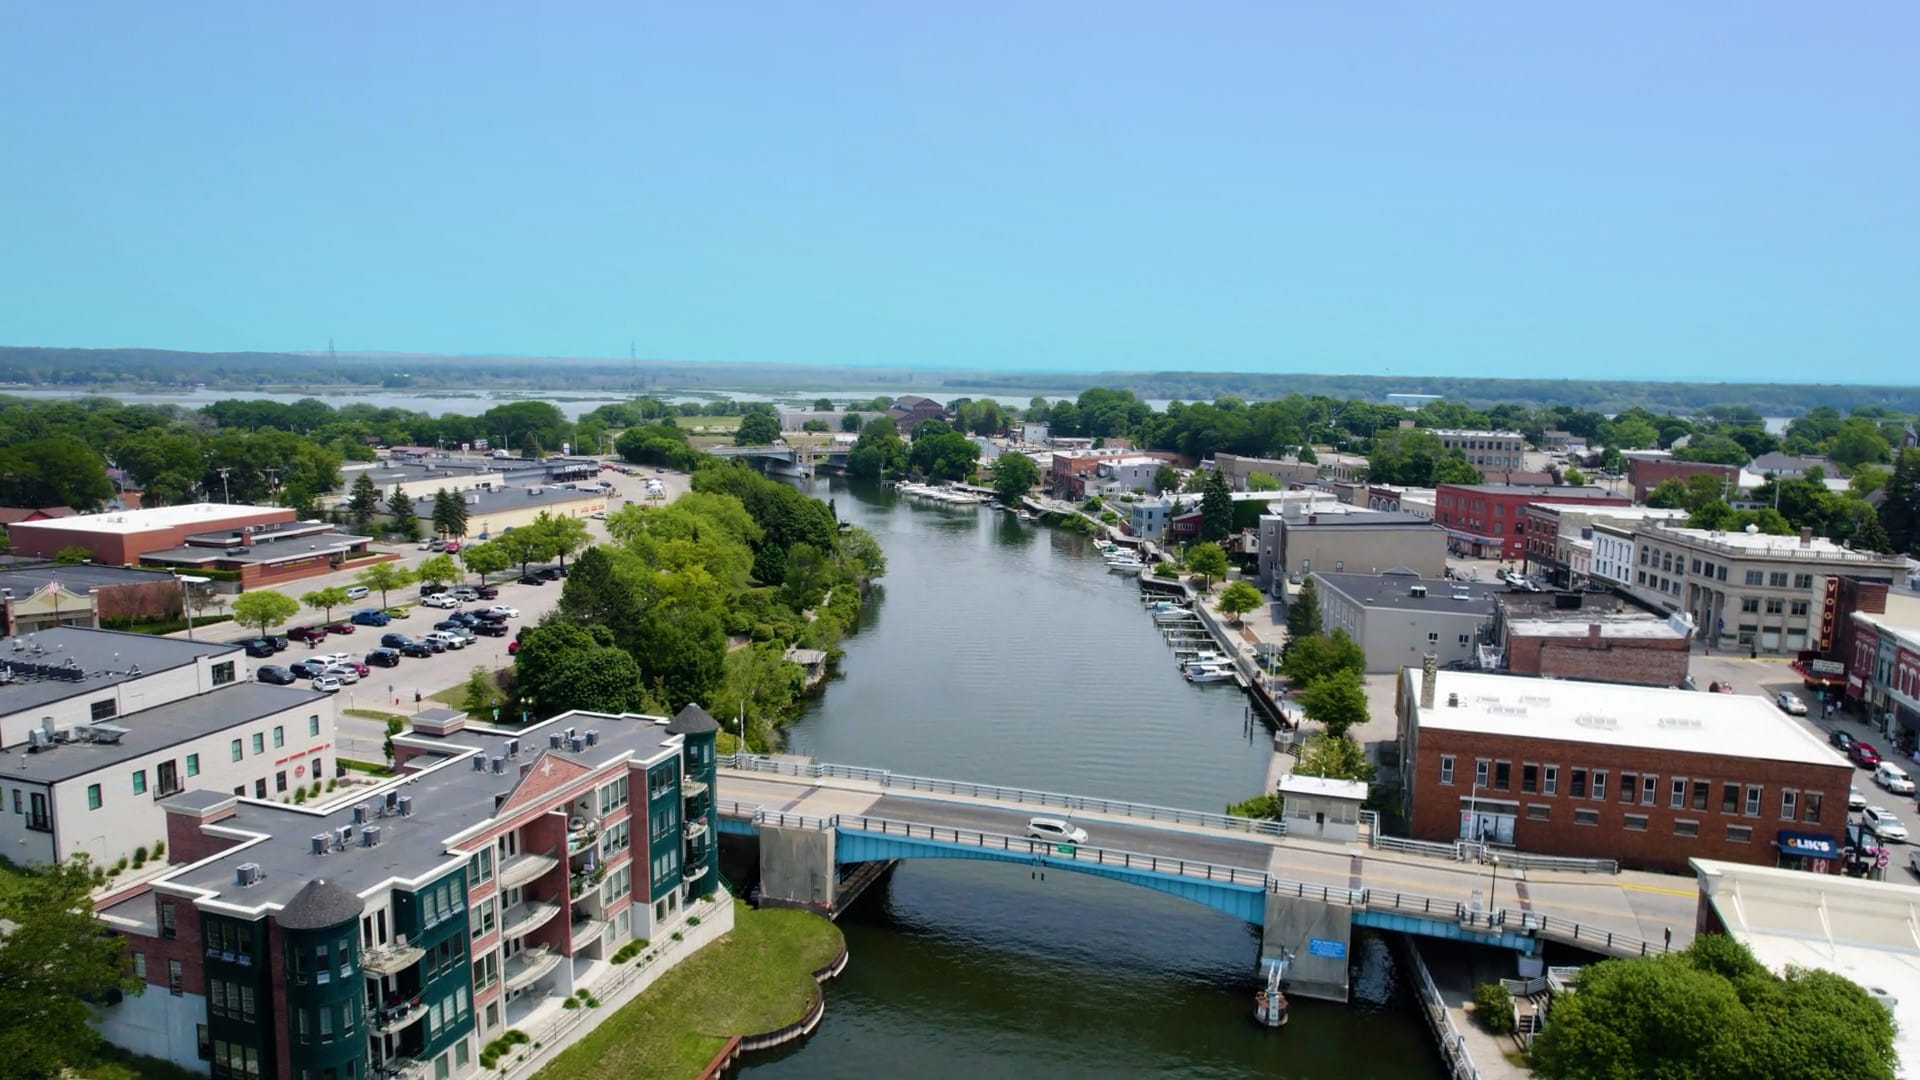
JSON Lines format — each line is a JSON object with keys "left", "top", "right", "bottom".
{"left": 495, "top": 525, "right": 558, "bottom": 581}
{"left": 1217, "top": 580, "right": 1264, "bottom": 624}
{"left": 431, "top": 488, "right": 469, "bottom": 538}
{"left": 53, "top": 545, "right": 92, "bottom": 565}
{"left": 461, "top": 665, "right": 501, "bottom": 715}
{"left": 1282, "top": 627, "right": 1366, "bottom": 687}
{"left": 0, "top": 434, "right": 113, "bottom": 509}
{"left": 1562, "top": 466, "right": 1587, "bottom": 486}
{"left": 992, "top": 453, "right": 1040, "bottom": 507}
{"left": 802, "top": 419, "right": 829, "bottom": 433}
{"left": 537, "top": 511, "right": 591, "bottom": 570}
{"left": 1226, "top": 792, "right": 1285, "bottom": 819}
{"left": 300, "top": 585, "right": 351, "bottom": 623}
{"left": 1184, "top": 542, "right": 1229, "bottom": 587}
{"left": 734, "top": 412, "right": 782, "bottom": 446}
{"left": 1883, "top": 448, "right": 1920, "bottom": 554}
{"left": 385, "top": 486, "right": 420, "bottom": 541}
{"left": 1246, "top": 471, "right": 1281, "bottom": 492}
{"left": 382, "top": 715, "right": 404, "bottom": 765}
{"left": 1285, "top": 577, "right": 1323, "bottom": 643}
{"left": 1200, "top": 468, "right": 1234, "bottom": 541}
{"left": 346, "top": 472, "right": 381, "bottom": 532}
{"left": 513, "top": 621, "right": 656, "bottom": 720}
{"left": 415, "top": 554, "right": 459, "bottom": 589}
{"left": 840, "top": 413, "right": 863, "bottom": 433}
{"left": 1674, "top": 433, "right": 1753, "bottom": 465}
{"left": 1153, "top": 464, "right": 1179, "bottom": 493}
{"left": 1855, "top": 510, "right": 1893, "bottom": 554}
{"left": 812, "top": 398, "right": 834, "bottom": 412}
{"left": 906, "top": 422, "right": 982, "bottom": 482}
{"left": 0, "top": 855, "right": 143, "bottom": 1076}
{"left": 231, "top": 589, "right": 300, "bottom": 636}
{"left": 1295, "top": 732, "right": 1374, "bottom": 782}
{"left": 1298, "top": 672, "right": 1369, "bottom": 738}
{"left": 111, "top": 427, "right": 204, "bottom": 506}
{"left": 354, "top": 561, "right": 417, "bottom": 610}
{"left": 460, "top": 540, "right": 512, "bottom": 585}
{"left": 1431, "top": 457, "right": 1483, "bottom": 485}
{"left": 847, "top": 416, "right": 908, "bottom": 479}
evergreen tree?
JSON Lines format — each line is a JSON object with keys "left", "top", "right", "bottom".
{"left": 346, "top": 472, "right": 381, "bottom": 532}
{"left": 1200, "top": 468, "right": 1234, "bottom": 541}
{"left": 1285, "top": 576, "right": 1323, "bottom": 642}
{"left": 1855, "top": 509, "right": 1893, "bottom": 555}
{"left": 431, "top": 488, "right": 457, "bottom": 538}
{"left": 1883, "top": 448, "right": 1920, "bottom": 555}
{"left": 386, "top": 485, "right": 420, "bottom": 541}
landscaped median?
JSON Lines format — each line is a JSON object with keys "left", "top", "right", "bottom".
{"left": 535, "top": 901, "right": 845, "bottom": 1080}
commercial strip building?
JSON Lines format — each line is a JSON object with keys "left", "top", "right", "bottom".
{"left": 140, "top": 519, "right": 380, "bottom": 591}
{"left": 94, "top": 703, "right": 722, "bottom": 1080}
{"left": 0, "top": 562, "right": 188, "bottom": 635}
{"left": 1627, "top": 522, "right": 1907, "bottom": 656}
{"left": 0, "top": 626, "right": 337, "bottom": 868}
{"left": 1845, "top": 591, "right": 1920, "bottom": 745}
{"left": 1213, "top": 452, "right": 1323, "bottom": 492}
{"left": 1692, "top": 859, "right": 1920, "bottom": 1076}
{"left": 1256, "top": 507, "right": 1442, "bottom": 593}
{"left": 1432, "top": 484, "right": 1628, "bottom": 561}
{"left": 377, "top": 484, "right": 608, "bottom": 541}
{"left": 1311, "top": 571, "right": 1501, "bottom": 673}
{"left": 1624, "top": 454, "right": 1739, "bottom": 502}
{"left": 1486, "top": 588, "right": 1692, "bottom": 688}
{"left": 1397, "top": 666, "right": 1853, "bottom": 873}
{"left": 1520, "top": 505, "right": 1690, "bottom": 590}
{"left": 1429, "top": 429, "right": 1526, "bottom": 472}
{"left": 6, "top": 503, "right": 298, "bottom": 566}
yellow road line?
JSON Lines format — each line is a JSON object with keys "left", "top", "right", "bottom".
{"left": 1619, "top": 882, "right": 1698, "bottom": 897}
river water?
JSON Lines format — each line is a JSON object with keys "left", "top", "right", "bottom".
{"left": 737, "top": 477, "right": 1441, "bottom": 1079}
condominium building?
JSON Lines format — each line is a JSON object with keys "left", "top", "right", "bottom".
{"left": 94, "top": 703, "right": 722, "bottom": 1080}
{"left": 1430, "top": 429, "right": 1527, "bottom": 472}
{"left": 1433, "top": 484, "right": 1629, "bottom": 561}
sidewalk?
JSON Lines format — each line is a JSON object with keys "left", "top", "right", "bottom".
{"left": 1417, "top": 938, "right": 1535, "bottom": 1080}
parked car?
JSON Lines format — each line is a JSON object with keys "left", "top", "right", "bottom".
{"left": 1877, "top": 763, "right": 1916, "bottom": 795}
{"left": 333, "top": 658, "right": 371, "bottom": 677}
{"left": 1831, "top": 729, "right": 1857, "bottom": 752}
{"left": 380, "top": 632, "right": 414, "bottom": 649}
{"left": 256, "top": 665, "right": 296, "bottom": 685}
{"left": 485, "top": 605, "right": 520, "bottom": 619}
{"left": 475, "top": 585, "right": 499, "bottom": 600}
{"left": 289, "top": 658, "right": 329, "bottom": 679}
{"left": 448, "top": 611, "right": 482, "bottom": 627}
{"left": 1864, "top": 806, "right": 1910, "bottom": 843}
{"left": 417, "top": 539, "right": 434, "bottom": 550}
{"left": 1854, "top": 741, "right": 1884, "bottom": 768}
{"left": 350, "top": 609, "right": 391, "bottom": 627}
{"left": 537, "top": 566, "right": 565, "bottom": 581}
{"left": 287, "top": 625, "right": 329, "bottom": 644}
{"left": 425, "top": 631, "right": 466, "bottom": 651}
{"left": 517, "top": 575, "right": 546, "bottom": 586}
{"left": 471, "top": 621, "right": 508, "bottom": 637}
{"left": 429, "top": 538, "right": 448, "bottom": 552}
{"left": 444, "top": 541, "right": 462, "bottom": 554}
{"left": 344, "top": 585, "right": 370, "bottom": 601}
{"left": 321, "top": 664, "right": 361, "bottom": 685}
{"left": 507, "top": 639, "right": 521, "bottom": 654}
{"left": 451, "top": 587, "right": 479, "bottom": 602}
{"left": 266, "top": 634, "right": 290, "bottom": 652}
{"left": 312, "top": 675, "right": 344, "bottom": 693}
{"left": 323, "top": 621, "right": 356, "bottom": 636}
{"left": 365, "top": 647, "right": 401, "bottom": 668}
{"left": 238, "top": 638, "right": 278, "bottom": 658}
{"left": 399, "top": 640, "right": 434, "bottom": 658}
{"left": 1027, "top": 817, "right": 1089, "bottom": 846}
{"left": 1776, "top": 691, "right": 1809, "bottom": 716}
{"left": 422, "top": 593, "right": 460, "bottom": 609}
{"left": 420, "top": 582, "right": 450, "bottom": 597}
{"left": 1850, "top": 787, "right": 1869, "bottom": 810}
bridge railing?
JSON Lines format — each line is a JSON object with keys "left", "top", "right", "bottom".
{"left": 1356, "top": 888, "right": 1471, "bottom": 922}
{"left": 1485, "top": 850, "right": 1620, "bottom": 875}
{"left": 840, "top": 815, "right": 1273, "bottom": 889}
{"left": 720, "top": 754, "right": 1287, "bottom": 839}
{"left": 1516, "top": 913, "right": 1670, "bottom": 958}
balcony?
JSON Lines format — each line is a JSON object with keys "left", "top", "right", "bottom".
{"left": 498, "top": 848, "right": 561, "bottom": 891}
{"left": 501, "top": 898, "right": 562, "bottom": 939}
{"left": 567, "top": 820, "right": 602, "bottom": 855}
{"left": 371, "top": 997, "right": 427, "bottom": 1035}
{"left": 361, "top": 940, "right": 425, "bottom": 976}
{"left": 372, "top": 1056, "right": 425, "bottom": 1080}
{"left": 681, "top": 777, "right": 708, "bottom": 800}
{"left": 684, "top": 819, "right": 709, "bottom": 843}
{"left": 682, "top": 863, "right": 705, "bottom": 885}
{"left": 571, "top": 914, "right": 606, "bottom": 947}
{"left": 502, "top": 945, "right": 561, "bottom": 993}
{"left": 569, "top": 866, "right": 606, "bottom": 900}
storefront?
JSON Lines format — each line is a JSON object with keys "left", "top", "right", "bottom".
{"left": 1775, "top": 829, "right": 1841, "bottom": 874}
{"left": 1457, "top": 799, "right": 1517, "bottom": 846}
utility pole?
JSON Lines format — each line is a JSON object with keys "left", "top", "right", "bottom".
{"left": 217, "top": 467, "right": 233, "bottom": 503}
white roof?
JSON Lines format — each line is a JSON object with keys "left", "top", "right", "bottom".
{"left": 1644, "top": 522, "right": 1894, "bottom": 562}
{"left": 1410, "top": 670, "right": 1846, "bottom": 767}
{"left": 1692, "top": 858, "right": 1920, "bottom": 1076}
{"left": 8, "top": 502, "right": 282, "bottom": 534}
{"left": 1277, "top": 773, "right": 1369, "bottom": 801}
{"left": 1506, "top": 617, "right": 1686, "bottom": 640}
{"left": 1429, "top": 428, "right": 1524, "bottom": 439}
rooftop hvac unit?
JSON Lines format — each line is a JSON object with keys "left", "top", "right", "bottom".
{"left": 397, "top": 795, "right": 412, "bottom": 817}
{"left": 311, "top": 834, "right": 330, "bottom": 856}
{"left": 235, "top": 863, "right": 262, "bottom": 887}
{"left": 505, "top": 738, "right": 519, "bottom": 757}
{"left": 472, "top": 755, "right": 488, "bottom": 772}
{"left": 549, "top": 733, "right": 564, "bottom": 749}
{"left": 565, "top": 727, "right": 576, "bottom": 741}
{"left": 361, "top": 825, "right": 381, "bottom": 847}
{"left": 490, "top": 755, "right": 506, "bottom": 774}
{"left": 352, "top": 804, "right": 370, "bottom": 824}
{"left": 335, "top": 825, "right": 354, "bottom": 848}
{"left": 1447, "top": 693, "right": 1460, "bottom": 707}
{"left": 25, "top": 728, "right": 45, "bottom": 751}
{"left": 585, "top": 730, "right": 599, "bottom": 747}
{"left": 568, "top": 738, "right": 585, "bottom": 754}
{"left": 384, "top": 790, "right": 399, "bottom": 813}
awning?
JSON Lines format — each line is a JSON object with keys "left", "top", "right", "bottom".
{"left": 1790, "top": 659, "right": 1847, "bottom": 686}
{"left": 1776, "top": 830, "right": 1840, "bottom": 859}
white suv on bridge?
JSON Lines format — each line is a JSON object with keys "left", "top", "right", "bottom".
{"left": 1027, "top": 817, "right": 1089, "bottom": 846}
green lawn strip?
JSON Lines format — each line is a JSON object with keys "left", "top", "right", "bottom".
{"left": 428, "top": 681, "right": 471, "bottom": 706}
{"left": 536, "top": 903, "right": 843, "bottom": 1080}
{"left": 77, "top": 1042, "right": 206, "bottom": 1080}
{"left": 342, "top": 708, "right": 409, "bottom": 725}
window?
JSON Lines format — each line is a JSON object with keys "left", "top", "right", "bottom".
{"left": 1668, "top": 777, "right": 1684, "bottom": 809}
{"left": 231, "top": 739, "right": 243, "bottom": 762}
{"left": 87, "top": 783, "right": 102, "bottom": 810}
{"left": 473, "top": 950, "right": 499, "bottom": 990}
{"left": 1769, "top": 571, "right": 1789, "bottom": 588}
{"left": 1745, "top": 570, "right": 1764, "bottom": 585}
{"left": 1740, "top": 598, "right": 1760, "bottom": 614}
{"left": 1439, "top": 756, "right": 1455, "bottom": 785}
{"left": 211, "top": 661, "right": 236, "bottom": 686}
{"left": 1570, "top": 768, "right": 1587, "bottom": 798}
{"left": 187, "top": 753, "right": 200, "bottom": 777}
{"left": 1618, "top": 772, "right": 1636, "bottom": 804}
{"left": 1624, "top": 814, "right": 1648, "bottom": 832}
{"left": 254, "top": 778, "right": 266, "bottom": 799}
{"left": 1790, "top": 600, "right": 1809, "bottom": 616}
{"left": 1526, "top": 804, "right": 1550, "bottom": 821}
{"left": 1475, "top": 759, "right": 1490, "bottom": 787}
{"left": 472, "top": 897, "right": 496, "bottom": 939}
{"left": 1745, "top": 785, "right": 1762, "bottom": 816}
{"left": 275, "top": 771, "right": 287, "bottom": 794}
{"left": 601, "top": 775, "right": 631, "bottom": 813}
{"left": 1543, "top": 766, "right": 1558, "bottom": 796}
{"left": 1803, "top": 792, "right": 1823, "bottom": 824}
{"left": 160, "top": 901, "right": 177, "bottom": 937}
{"left": 1642, "top": 774, "right": 1658, "bottom": 806}
{"left": 1721, "top": 783, "right": 1738, "bottom": 814}
{"left": 1728, "top": 825, "right": 1752, "bottom": 843}
{"left": 1574, "top": 808, "right": 1599, "bottom": 826}
{"left": 132, "top": 952, "right": 146, "bottom": 979}
{"left": 272, "top": 727, "right": 284, "bottom": 749}
{"left": 167, "top": 959, "right": 183, "bottom": 995}
{"left": 309, "top": 715, "right": 321, "bottom": 737}
{"left": 1592, "top": 770, "right": 1607, "bottom": 801}
{"left": 251, "top": 733, "right": 264, "bottom": 755}
{"left": 1691, "top": 780, "right": 1708, "bottom": 812}
{"left": 132, "top": 769, "right": 148, "bottom": 796}
{"left": 1765, "top": 599, "right": 1784, "bottom": 615}
{"left": 1493, "top": 762, "right": 1511, "bottom": 791}
{"left": 1780, "top": 790, "right": 1798, "bottom": 821}
{"left": 1675, "top": 820, "right": 1699, "bottom": 838}
{"left": 468, "top": 849, "right": 494, "bottom": 885}
{"left": 1522, "top": 764, "right": 1539, "bottom": 795}
{"left": 1718, "top": 565, "right": 1728, "bottom": 580}
{"left": 1794, "top": 573, "right": 1814, "bottom": 589}
{"left": 90, "top": 699, "right": 118, "bottom": 721}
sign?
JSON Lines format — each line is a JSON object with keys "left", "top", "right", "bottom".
{"left": 1820, "top": 576, "right": 1841, "bottom": 652}
{"left": 1056, "top": 844, "right": 1077, "bottom": 855}
{"left": 1308, "top": 938, "right": 1347, "bottom": 959}
{"left": 1879, "top": 849, "right": 1892, "bottom": 870}
{"left": 1811, "top": 659, "right": 1846, "bottom": 675}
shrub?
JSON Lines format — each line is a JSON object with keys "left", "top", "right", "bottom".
{"left": 293, "top": 789, "right": 308, "bottom": 804}
{"left": 326, "top": 779, "right": 338, "bottom": 792}
{"left": 671, "top": 931, "right": 684, "bottom": 942}
{"left": 686, "top": 915, "right": 701, "bottom": 927}
{"left": 562, "top": 997, "right": 579, "bottom": 1010}
{"left": 1474, "top": 982, "right": 1516, "bottom": 1034}
{"left": 133, "top": 845, "right": 148, "bottom": 863}
{"left": 311, "top": 781, "right": 322, "bottom": 796}
{"left": 152, "top": 840, "right": 165, "bottom": 858}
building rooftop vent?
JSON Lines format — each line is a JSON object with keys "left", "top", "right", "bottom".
{"left": 236, "top": 863, "right": 262, "bottom": 887}
{"left": 360, "top": 825, "right": 381, "bottom": 847}
{"left": 1658, "top": 716, "right": 1704, "bottom": 730}
{"left": 310, "top": 834, "right": 329, "bottom": 856}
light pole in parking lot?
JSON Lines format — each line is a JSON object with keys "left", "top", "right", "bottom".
{"left": 176, "top": 574, "right": 211, "bottom": 640}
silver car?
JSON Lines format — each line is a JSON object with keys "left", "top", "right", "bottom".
{"left": 1863, "top": 806, "right": 1909, "bottom": 843}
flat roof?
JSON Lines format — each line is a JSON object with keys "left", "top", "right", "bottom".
{"left": 1314, "top": 571, "right": 1502, "bottom": 614}
{"left": 1441, "top": 484, "right": 1619, "bottom": 498}
{"left": 6, "top": 503, "right": 286, "bottom": 535}
{"left": 1693, "top": 858, "right": 1920, "bottom": 1076}
{"left": 1506, "top": 616, "right": 1687, "bottom": 640}
{"left": 156, "top": 709, "right": 680, "bottom": 912}
{"left": 142, "top": 531, "right": 370, "bottom": 566}
{"left": 1277, "top": 774, "right": 1368, "bottom": 800}
{"left": 450, "top": 485, "right": 602, "bottom": 519}
{"left": 1277, "top": 511, "right": 1434, "bottom": 529}
{"left": 1429, "top": 428, "right": 1524, "bottom": 439}
{"left": 1410, "top": 670, "right": 1847, "bottom": 767}
{"left": 0, "top": 627, "right": 241, "bottom": 720}
{"left": 1642, "top": 523, "right": 1901, "bottom": 564}
{"left": 11, "top": 682, "right": 329, "bottom": 783}
{"left": 0, "top": 563, "right": 181, "bottom": 593}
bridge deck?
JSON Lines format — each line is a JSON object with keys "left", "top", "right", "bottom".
{"left": 717, "top": 769, "right": 1699, "bottom": 955}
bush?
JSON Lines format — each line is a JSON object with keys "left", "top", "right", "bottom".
{"left": 562, "top": 997, "right": 579, "bottom": 1010}
{"left": 686, "top": 915, "right": 701, "bottom": 927}
{"left": 133, "top": 845, "right": 148, "bottom": 863}
{"left": 152, "top": 840, "right": 165, "bottom": 858}
{"left": 293, "top": 789, "right": 308, "bottom": 804}
{"left": 1475, "top": 982, "right": 1516, "bottom": 1034}
{"left": 670, "top": 931, "right": 684, "bottom": 942}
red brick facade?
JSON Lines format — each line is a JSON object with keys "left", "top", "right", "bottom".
{"left": 1627, "top": 458, "right": 1739, "bottom": 502}
{"left": 1505, "top": 625, "right": 1692, "bottom": 687}
{"left": 1433, "top": 485, "right": 1629, "bottom": 561}
{"left": 1407, "top": 726, "right": 1852, "bottom": 873}
{"left": 8, "top": 507, "right": 296, "bottom": 565}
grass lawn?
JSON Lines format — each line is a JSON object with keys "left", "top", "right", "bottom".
{"left": 342, "top": 708, "right": 409, "bottom": 725}
{"left": 76, "top": 1043, "right": 206, "bottom": 1080}
{"left": 536, "top": 902, "right": 843, "bottom": 1080}
{"left": 0, "top": 857, "right": 33, "bottom": 905}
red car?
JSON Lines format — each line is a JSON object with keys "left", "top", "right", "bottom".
{"left": 1853, "top": 741, "right": 1883, "bottom": 768}
{"left": 323, "top": 622, "right": 356, "bottom": 636}
{"left": 507, "top": 639, "right": 521, "bottom": 655}
{"left": 445, "top": 540, "right": 462, "bottom": 554}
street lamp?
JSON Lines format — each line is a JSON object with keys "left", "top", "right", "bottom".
{"left": 176, "top": 575, "right": 211, "bottom": 640}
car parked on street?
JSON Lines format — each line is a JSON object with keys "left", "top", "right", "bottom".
{"left": 290, "top": 658, "right": 329, "bottom": 679}
{"left": 1776, "top": 691, "right": 1809, "bottom": 716}
{"left": 351, "top": 609, "right": 391, "bottom": 627}
{"left": 323, "top": 621, "right": 356, "bottom": 636}
{"left": 420, "top": 582, "right": 449, "bottom": 596}
{"left": 485, "top": 605, "right": 520, "bottom": 619}
{"left": 380, "top": 632, "right": 414, "bottom": 649}
{"left": 1851, "top": 787, "right": 1869, "bottom": 810}
{"left": 312, "top": 675, "right": 344, "bottom": 693}
{"left": 257, "top": 665, "right": 296, "bottom": 685}
{"left": 1831, "top": 729, "right": 1856, "bottom": 753}
{"left": 1877, "top": 763, "right": 1916, "bottom": 795}
{"left": 451, "top": 587, "right": 479, "bottom": 602}
{"left": 1864, "top": 805, "right": 1910, "bottom": 843}
{"left": 471, "top": 621, "right": 508, "bottom": 637}
{"left": 321, "top": 664, "right": 361, "bottom": 685}
{"left": 398, "top": 640, "right": 434, "bottom": 658}
{"left": 517, "top": 575, "right": 546, "bottom": 586}
{"left": 1854, "top": 741, "right": 1885, "bottom": 768}
{"left": 425, "top": 631, "right": 466, "bottom": 651}
{"left": 475, "top": 585, "right": 498, "bottom": 600}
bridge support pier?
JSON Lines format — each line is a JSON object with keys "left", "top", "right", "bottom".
{"left": 1262, "top": 892, "right": 1352, "bottom": 1003}
{"left": 759, "top": 824, "right": 837, "bottom": 912}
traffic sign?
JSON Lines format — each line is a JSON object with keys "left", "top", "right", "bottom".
{"left": 1056, "top": 844, "right": 1077, "bottom": 855}
{"left": 1878, "top": 849, "right": 1891, "bottom": 870}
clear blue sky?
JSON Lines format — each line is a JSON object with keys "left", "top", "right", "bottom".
{"left": 2, "top": 4, "right": 1914, "bottom": 382}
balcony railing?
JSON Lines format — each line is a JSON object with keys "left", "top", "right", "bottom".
{"left": 501, "top": 898, "right": 562, "bottom": 939}
{"left": 499, "top": 848, "right": 561, "bottom": 891}
{"left": 371, "top": 997, "right": 427, "bottom": 1035}
{"left": 681, "top": 778, "right": 708, "bottom": 799}
{"left": 361, "top": 940, "right": 424, "bottom": 976}
{"left": 502, "top": 945, "right": 561, "bottom": 993}
{"left": 684, "top": 819, "right": 709, "bottom": 843}
{"left": 681, "top": 863, "right": 704, "bottom": 885}
{"left": 571, "top": 914, "right": 606, "bottom": 947}
{"left": 567, "top": 822, "right": 601, "bottom": 855}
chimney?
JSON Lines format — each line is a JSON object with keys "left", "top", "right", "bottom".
{"left": 1799, "top": 527, "right": 1814, "bottom": 547}
{"left": 1420, "top": 653, "right": 1438, "bottom": 710}
{"left": 1588, "top": 622, "right": 1602, "bottom": 645}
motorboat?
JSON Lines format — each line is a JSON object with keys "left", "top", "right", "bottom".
{"left": 1185, "top": 662, "right": 1235, "bottom": 683}
{"left": 1181, "top": 651, "right": 1229, "bottom": 671}
{"left": 1107, "top": 558, "right": 1145, "bottom": 574}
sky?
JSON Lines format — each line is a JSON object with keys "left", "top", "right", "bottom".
{"left": 1, "top": 4, "right": 1915, "bottom": 383}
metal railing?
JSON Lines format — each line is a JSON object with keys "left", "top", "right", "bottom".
{"left": 841, "top": 815, "right": 1275, "bottom": 889}
{"left": 1398, "top": 934, "right": 1484, "bottom": 1080}
{"left": 1373, "top": 834, "right": 1476, "bottom": 861}
{"left": 1519, "top": 913, "right": 1670, "bottom": 958}
{"left": 1484, "top": 849, "right": 1619, "bottom": 875}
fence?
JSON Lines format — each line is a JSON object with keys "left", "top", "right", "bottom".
{"left": 1518, "top": 913, "right": 1670, "bottom": 959}
{"left": 1396, "top": 934, "right": 1485, "bottom": 1080}
{"left": 843, "top": 815, "right": 1275, "bottom": 889}
{"left": 1369, "top": 828, "right": 1620, "bottom": 874}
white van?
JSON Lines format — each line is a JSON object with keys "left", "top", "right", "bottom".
{"left": 344, "top": 585, "right": 370, "bottom": 601}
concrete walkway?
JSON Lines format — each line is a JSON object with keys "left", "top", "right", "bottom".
{"left": 1417, "top": 938, "right": 1535, "bottom": 1080}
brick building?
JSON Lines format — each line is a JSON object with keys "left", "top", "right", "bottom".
{"left": 139, "top": 519, "right": 380, "bottom": 591}
{"left": 1845, "top": 590, "right": 1920, "bottom": 746}
{"left": 1489, "top": 589, "right": 1693, "bottom": 688}
{"left": 1397, "top": 666, "right": 1852, "bottom": 873}
{"left": 1626, "top": 456, "right": 1739, "bottom": 502}
{"left": 1433, "top": 484, "right": 1628, "bottom": 561}
{"left": 1521, "top": 505, "right": 1690, "bottom": 589}
{"left": 6, "top": 503, "right": 297, "bottom": 566}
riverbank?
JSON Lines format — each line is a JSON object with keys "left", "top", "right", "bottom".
{"left": 534, "top": 902, "right": 845, "bottom": 1080}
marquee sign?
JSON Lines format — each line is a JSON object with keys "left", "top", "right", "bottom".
{"left": 1819, "top": 576, "right": 1840, "bottom": 653}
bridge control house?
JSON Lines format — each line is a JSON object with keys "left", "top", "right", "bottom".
{"left": 1396, "top": 664, "right": 1853, "bottom": 874}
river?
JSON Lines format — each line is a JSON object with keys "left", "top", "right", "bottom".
{"left": 736, "top": 477, "right": 1442, "bottom": 1079}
